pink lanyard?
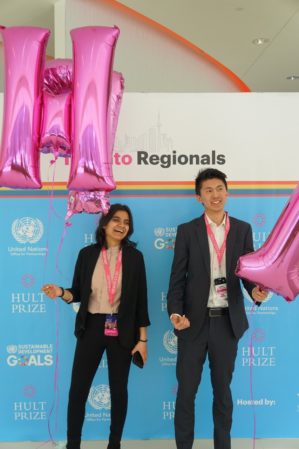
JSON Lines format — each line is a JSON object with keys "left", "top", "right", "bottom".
{"left": 101, "top": 247, "right": 122, "bottom": 306}
{"left": 204, "top": 213, "right": 230, "bottom": 266}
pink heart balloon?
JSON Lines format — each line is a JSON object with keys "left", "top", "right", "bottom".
{"left": 236, "top": 184, "right": 299, "bottom": 301}
{"left": 66, "top": 191, "right": 110, "bottom": 221}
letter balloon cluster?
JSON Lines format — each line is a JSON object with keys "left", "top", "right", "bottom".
{"left": 0, "top": 26, "right": 124, "bottom": 218}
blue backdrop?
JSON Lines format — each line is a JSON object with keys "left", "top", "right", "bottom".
{"left": 0, "top": 193, "right": 298, "bottom": 442}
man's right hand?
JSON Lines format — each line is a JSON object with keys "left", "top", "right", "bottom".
{"left": 171, "top": 314, "right": 190, "bottom": 330}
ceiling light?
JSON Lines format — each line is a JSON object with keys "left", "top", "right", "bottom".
{"left": 286, "top": 75, "right": 299, "bottom": 80}
{"left": 252, "top": 38, "right": 269, "bottom": 45}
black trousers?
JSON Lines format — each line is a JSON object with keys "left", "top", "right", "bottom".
{"left": 66, "top": 313, "right": 132, "bottom": 449}
{"left": 175, "top": 312, "right": 238, "bottom": 449}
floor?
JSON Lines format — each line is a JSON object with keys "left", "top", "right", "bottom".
{"left": 0, "top": 440, "right": 298, "bottom": 449}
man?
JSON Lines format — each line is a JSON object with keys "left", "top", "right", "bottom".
{"left": 167, "top": 168, "right": 267, "bottom": 449}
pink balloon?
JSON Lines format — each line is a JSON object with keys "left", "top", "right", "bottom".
{"left": 236, "top": 184, "right": 299, "bottom": 301}
{"left": 65, "top": 71, "right": 124, "bottom": 219}
{"left": 67, "top": 26, "right": 120, "bottom": 192}
{"left": 66, "top": 191, "right": 110, "bottom": 221}
{"left": 40, "top": 59, "right": 72, "bottom": 158}
{"left": 0, "top": 27, "right": 50, "bottom": 188}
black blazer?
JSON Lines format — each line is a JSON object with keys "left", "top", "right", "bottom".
{"left": 167, "top": 215, "right": 256, "bottom": 340}
{"left": 68, "top": 243, "right": 150, "bottom": 349}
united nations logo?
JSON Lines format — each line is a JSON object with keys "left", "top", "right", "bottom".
{"left": 88, "top": 384, "right": 111, "bottom": 410}
{"left": 7, "top": 345, "right": 17, "bottom": 354}
{"left": 12, "top": 217, "right": 44, "bottom": 244}
{"left": 154, "top": 227, "right": 165, "bottom": 237}
{"left": 163, "top": 330, "right": 178, "bottom": 354}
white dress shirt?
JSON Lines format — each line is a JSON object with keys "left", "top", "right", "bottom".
{"left": 88, "top": 246, "right": 122, "bottom": 314}
{"left": 206, "top": 214, "right": 229, "bottom": 308}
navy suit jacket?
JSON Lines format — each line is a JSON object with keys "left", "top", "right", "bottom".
{"left": 68, "top": 243, "right": 150, "bottom": 349}
{"left": 167, "top": 214, "right": 256, "bottom": 340}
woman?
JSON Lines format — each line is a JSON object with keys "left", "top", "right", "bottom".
{"left": 42, "top": 204, "right": 150, "bottom": 449}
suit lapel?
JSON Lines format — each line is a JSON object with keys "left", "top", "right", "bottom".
{"left": 226, "top": 217, "right": 236, "bottom": 275}
{"left": 121, "top": 245, "right": 129, "bottom": 294}
{"left": 195, "top": 215, "right": 210, "bottom": 275}
{"left": 87, "top": 244, "right": 101, "bottom": 287}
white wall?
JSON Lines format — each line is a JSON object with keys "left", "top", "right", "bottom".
{"left": 63, "top": 0, "right": 244, "bottom": 92}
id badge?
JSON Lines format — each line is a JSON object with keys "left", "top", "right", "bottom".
{"left": 104, "top": 314, "right": 118, "bottom": 337}
{"left": 214, "top": 277, "right": 227, "bottom": 299}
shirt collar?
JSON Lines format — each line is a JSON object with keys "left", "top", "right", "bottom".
{"left": 205, "top": 212, "right": 226, "bottom": 228}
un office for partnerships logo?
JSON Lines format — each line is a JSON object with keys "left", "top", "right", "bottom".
{"left": 88, "top": 385, "right": 111, "bottom": 410}
{"left": 154, "top": 226, "right": 176, "bottom": 250}
{"left": 163, "top": 330, "right": 178, "bottom": 354}
{"left": 12, "top": 217, "right": 44, "bottom": 244}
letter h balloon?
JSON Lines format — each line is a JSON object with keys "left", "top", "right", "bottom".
{"left": 0, "top": 26, "right": 124, "bottom": 217}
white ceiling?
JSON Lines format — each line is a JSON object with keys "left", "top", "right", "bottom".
{"left": 0, "top": 0, "right": 299, "bottom": 92}
{"left": 0, "top": 0, "right": 55, "bottom": 55}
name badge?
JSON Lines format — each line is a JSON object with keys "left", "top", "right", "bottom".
{"left": 104, "top": 314, "right": 118, "bottom": 337}
{"left": 214, "top": 277, "right": 227, "bottom": 299}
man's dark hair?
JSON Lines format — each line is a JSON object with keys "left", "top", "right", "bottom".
{"left": 195, "top": 168, "right": 228, "bottom": 195}
{"left": 95, "top": 203, "right": 135, "bottom": 247}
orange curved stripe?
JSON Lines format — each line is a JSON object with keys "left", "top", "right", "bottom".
{"left": 104, "top": 0, "right": 250, "bottom": 92}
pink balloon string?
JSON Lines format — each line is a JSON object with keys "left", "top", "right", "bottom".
{"left": 40, "top": 161, "right": 63, "bottom": 447}
{"left": 34, "top": 303, "right": 61, "bottom": 449}
{"left": 47, "top": 298, "right": 60, "bottom": 444}
{"left": 43, "top": 160, "right": 59, "bottom": 279}
{"left": 247, "top": 303, "right": 259, "bottom": 449}
{"left": 55, "top": 220, "right": 72, "bottom": 275}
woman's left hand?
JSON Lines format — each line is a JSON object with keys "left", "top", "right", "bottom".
{"left": 131, "top": 341, "right": 147, "bottom": 364}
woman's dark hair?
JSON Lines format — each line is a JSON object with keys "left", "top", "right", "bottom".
{"left": 195, "top": 168, "right": 228, "bottom": 195}
{"left": 95, "top": 203, "right": 135, "bottom": 247}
